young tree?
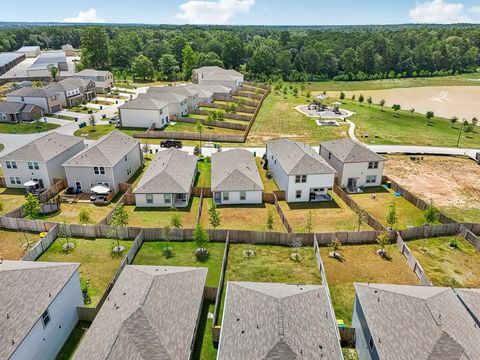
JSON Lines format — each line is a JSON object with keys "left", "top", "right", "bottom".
{"left": 306, "top": 91, "right": 311, "bottom": 99}
{"left": 358, "top": 94, "right": 364, "bottom": 103}
{"left": 170, "top": 212, "right": 183, "bottom": 229}
{"left": 78, "top": 208, "right": 92, "bottom": 225}
{"left": 450, "top": 116, "right": 458, "bottom": 128}
{"left": 379, "top": 99, "right": 386, "bottom": 109}
{"left": 376, "top": 232, "right": 390, "bottom": 258}
{"left": 88, "top": 114, "right": 96, "bottom": 127}
{"left": 426, "top": 111, "right": 435, "bottom": 124}
{"left": 131, "top": 54, "right": 154, "bottom": 80}
{"left": 290, "top": 236, "right": 303, "bottom": 261}
{"left": 329, "top": 238, "right": 342, "bottom": 260}
{"left": 162, "top": 225, "right": 174, "bottom": 258}
{"left": 23, "top": 193, "right": 40, "bottom": 219}
{"left": 141, "top": 143, "right": 150, "bottom": 156}
{"left": 47, "top": 64, "right": 58, "bottom": 82}
{"left": 351, "top": 94, "right": 356, "bottom": 101}
{"left": 304, "top": 210, "right": 314, "bottom": 233}
{"left": 58, "top": 222, "right": 74, "bottom": 253}
{"left": 367, "top": 96, "right": 373, "bottom": 107}
{"left": 196, "top": 120, "right": 204, "bottom": 153}
{"left": 392, "top": 104, "right": 401, "bottom": 113}
{"left": 216, "top": 110, "right": 224, "bottom": 121}
{"left": 109, "top": 205, "right": 129, "bottom": 253}
{"left": 193, "top": 224, "right": 209, "bottom": 260}
{"left": 423, "top": 202, "right": 439, "bottom": 225}
{"left": 355, "top": 208, "right": 366, "bottom": 232}
{"left": 339, "top": 91, "right": 345, "bottom": 100}
{"left": 208, "top": 201, "right": 221, "bottom": 229}
{"left": 385, "top": 201, "right": 398, "bottom": 229}
{"left": 472, "top": 117, "right": 478, "bottom": 126}
{"left": 266, "top": 209, "right": 274, "bottom": 232}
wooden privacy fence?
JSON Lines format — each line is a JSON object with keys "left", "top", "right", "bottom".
{"left": 134, "top": 130, "right": 246, "bottom": 143}
{"left": 244, "top": 81, "right": 270, "bottom": 91}
{"left": 196, "top": 189, "right": 204, "bottom": 226}
{"left": 38, "top": 179, "right": 68, "bottom": 203}
{"left": 213, "top": 231, "right": 230, "bottom": 338}
{"left": 22, "top": 224, "right": 59, "bottom": 261}
{"left": 231, "top": 97, "right": 259, "bottom": 108}
{"left": 244, "top": 85, "right": 271, "bottom": 138}
{"left": 395, "top": 231, "right": 431, "bottom": 286}
{"left": 177, "top": 116, "right": 247, "bottom": 131}
{"left": 199, "top": 101, "right": 256, "bottom": 114}
{"left": 233, "top": 91, "right": 263, "bottom": 100}
{"left": 460, "top": 225, "right": 480, "bottom": 251}
{"left": 190, "top": 109, "right": 251, "bottom": 122}
{"left": 272, "top": 192, "right": 293, "bottom": 233}
{"left": 192, "top": 187, "right": 212, "bottom": 197}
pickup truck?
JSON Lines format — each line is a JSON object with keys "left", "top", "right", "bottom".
{"left": 160, "top": 139, "right": 183, "bottom": 149}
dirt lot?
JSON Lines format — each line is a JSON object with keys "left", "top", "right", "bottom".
{"left": 384, "top": 155, "right": 480, "bottom": 223}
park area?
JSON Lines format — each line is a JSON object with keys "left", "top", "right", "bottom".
{"left": 133, "top": 241, "right": 225, "bottom": 288}
{"left": 407, "top": 236, "right": 480, "bottom": 288}
{"left": 320, "top": 243, "right": 419, "bottom": 325}
{"left": 0, "top": 229, "right": 40, "bottom": 260}
{"left": 384, "top": 155, "right": 480, "bottom": 223}
{"left": 279, "top": 193, "right": 372, "bottom": 233}
{"left": 124, "top": 196, "right": 200, "bottom": 228}
{"left": 0, "top": 187, "right": 26, "bottom": 214}
{"left": 38, "top": 237, "right": 132, "bottom": 306}
{"left": 200, "top": 198, "right": 286, "bottom": 232}
{"left": 350, "top": 187, "right": 432, "bottom": 229}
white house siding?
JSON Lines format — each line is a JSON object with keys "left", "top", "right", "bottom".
{"left": 111, "top": 145, "right": 143, "bottom": 190}
{"left": 1, "top": 160, "right": 52, "bottom": 189}
{"left": 340, "top": 162, "right": 384, "bottom": 188}
{"left": 215, "top": 190, "right": 262, "bottom": 205}
{"left": 64, "top": 165, "right": 116, "bottom": 192}
{"left": 135, "top": 192, "right": 190, "bottom": 208}
{"left": 352, "top": 297, "right": 377, "bottom": 360}
{"left": 10, "top": 272, "right": 83, "bottom": 360}
{"left": 119, "top": 108, "right": 169, "bottom": 129}
{"left": 286, "top": 173, "right": 335, "bottom": 202}
{"left": 167, "top": 101, "right": 188, "bottom": 119}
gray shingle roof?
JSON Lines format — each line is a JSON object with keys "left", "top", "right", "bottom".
{"left": 119, "top": 95, "right": 169, "bottom": 111}
{"left": 148, "top": 86, "right": 198, "bottom": 98}
{"left": 0, "top": 101, "right": 24, "bottom": 114}
{"left": 74, "top": 69, "right": 112, "bottom": 77}
{"left": 133, "top": 149, "right": 197, "bottom": 194}
{"left": 184, "top": 83, "right": 232, "bottom": 95}
{"left": 194, "top": 66, "right": 243, "bottom": 78}
{"left": 73, "top": 265, "right": 207, "bottom": 360}
{"left": 354, "top": 283, "right": 480, "bottom": 360}
{"left": 0, "top": 132, "right": 84, "bottom": 162}
{"left": 46, "top": 78, "right": 92, "bottom": 92}
{"left": 145, "top": 89, "right": 187, "bottom": 103}
{"left": 218, "top": 282, "right": 342, "bottom": 360}
{"left": 456, "top": 288, "right": 480, "bottom": 324}
{"left": 211, "top": 149, "right": 263, "bottom": 192}
{"left": 320, "top": 138, "right": 384, "bottom": 163}
{"left": 0, "top": 260, "right": 80, "bottom": 360}
{"left": 63, "top": 130, "right": 139, "bottom": 167}
{"left": 268, "top": 139, "right": 336, "bottom": 176}
{"left": 7, "top": 86, "right": 56, "bottom": 98}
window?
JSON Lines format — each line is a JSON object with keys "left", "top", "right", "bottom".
{"left": 369, "top": 337, "right": 374, "bottom": 350}
{"left": 164, "top": 194, "right": 171, "bottom": 204}
{"left": 28, "top": 162, "right": 33, "bottom": 169}
{"left": 9, "top": 177, "right": 15, "bottom": 185}
{"left": 34, "top": 162, "right": 39, "bottom": 170}
{"left": 127, "top": 166, "right": 131, "bottom": 176}
{"left": 124, "top": 155, "right": 127, "bottom": 162}
{"left": 100, "top": 167, "right": 105, "bottom": 175}
{"left": 6, "top": 161, "right": 11, "bottom": 169}
{"left": 94, "top": 167, "right": 99, "bottom": 175}
{"left": 295, "top": 175, "right": 307, "bottom": 183}
{"left": 75, "top": 181, "right": 82, "bottom": 190}
{"left": 223, "top": 192, "right": 229, "bottom": 201}
{"left": 296, "top": 190, "right": 302, "bottom": 199}
{"left": 41, "top": 309, "right": 50, "bottom": 328}
{"left": 94, "top": 167, "right": 105, "bottom": 175}
{"left": 240, "top": 191, "right": 246, "bottom": 201}
{"left": 368, "top": 161, "right": 379, "bottom": 169}
{"left": 11, "top": 161, "right": 17, "bottom": 169}
{"left": 366, "top": 175, "right": 377, "bottom": 184}
{"left": 146, "top": 194, "right": 153, "bottom": 204}
{"left": 15, "top": 177, "right": 21, "bottom": 185}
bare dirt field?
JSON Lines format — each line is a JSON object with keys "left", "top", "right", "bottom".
{"left": 384, "top": 155, "right": 480, "bottom": 223}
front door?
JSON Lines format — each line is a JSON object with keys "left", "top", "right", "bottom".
{"left": 347, "top": 178, "right": 357, "bottom": 189}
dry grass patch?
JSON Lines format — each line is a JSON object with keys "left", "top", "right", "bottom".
{"left": 0, "top": 188, "right": 26, "bottom": 214}
{"left": 321, "top": 243, "right": 419, "bottom": 325}
{"left": 0, "top": 229, "right": 40, "bottom": 260}
{"left": 41, "top": 202, "right": 116, "bottom": 224}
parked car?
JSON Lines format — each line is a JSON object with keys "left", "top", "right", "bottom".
{"left": 160, "top": 139, "right": 183, "bottom": 148}
{"left": 109, "top": 116, "right": 118, "bottom": 125}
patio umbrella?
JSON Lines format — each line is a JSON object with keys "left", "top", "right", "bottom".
{"left": 90, "top": 185, "right": 110, "bottom": 194}
{"left": 23, "top": 180, "right": 38, "bottom": 187}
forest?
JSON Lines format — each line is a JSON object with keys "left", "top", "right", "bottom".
{"left": 0, "top": 24, "right": 479, "bottom": 82}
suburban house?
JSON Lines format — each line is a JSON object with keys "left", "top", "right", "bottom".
{"left": 61, "top": 44, "right": 74, "bottom": 56}
{"left": 118, "top": 95, "right": 169, "bottom": 129}
{"left": 72, "top": 69, "right": 114, "bottom": 93}
{"left": 133, "top": 149, "right": 197, "bottom": 208}
{"left": 16, "top": 45, "right": 41, "bottom": 58}
{"left": 352, "top": 283, "right": 480, "bottom": 360}
{"left": 0, "top": 101, "right": 44, "bottom": 123}
{"left": 73, "top": 265, "right": 207, "bottom": 360}
{"left": 217, "top": 282, "right": 343, "bottom": 360}
{"left": 0, "top": 132, "right": 85, "bottom": 190}
{"left": 184, "top": 83, "right": 233, "bottom": 100}
{"left": 181, "top": 84, "right": 214, "bottom": 103}
{"left": 192, "top": 66, "right": 244, "bottom": 89}
{"left": 148, "top": 86, "right": 200, "bottom": 110}
{"left": 319, "top": 138, "right": 385, "bottom": 191}
{"left": 62, "top": 130, "right": 142, "bottom": 193}
{"left": 46, "top": 78, "right": 96, "bottom": 108}
{"left": 0, "top": 260, "right": 83, "bottom": 360}
{"left": 6, "top": 87, "right": 62, "bottom": 113}
{"left": 212, "top": 149, "right": 263, "bottom": 205}
{"left": 27, "top": 51, "right": 68, "bottom": 78}
{"left": 145, "top": 89, "right": 188, "bottom": 118}
{"left": 266, "top": 139, "right": 336, "bottom": 202}
{"left": 0, "top": 53, "right": 26, "bottom": 76}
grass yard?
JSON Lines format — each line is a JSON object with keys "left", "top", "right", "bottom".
{"left": 90, "top": 99, "right": 114, "bottom": 106}
{"left": 321, "top": 243, "right": 419, "bottom": 325}
{"left": 39, "top": 202, "right": 116, "bottom": 224}
{"left": 105, "top": 93, "right": 129, "bottom": 100}
{"left": 125, "top": 196, "right": 200, "bottom": 228}
{"left": 0, "top": 229, "right": 40, "bottom": 260}
{"left": 0, "top": 122, "right": 59, "bottom": 134}
{"left": 165, "top": 121, "right": 244, "bottom": 135}
{"left": 195, "top": 159, "right": 212, "bottom": 187}
{"left": 351, "top": 186, "right": 433, "bottom": 229}
{"left": 407, "top": 236, "right": 480, "bottom": 288}
{"left": 133, "top": 241, "right": 225, "bottom": 288}
{"left": 74, "top": 124, "right": 116, "bottom": 139}
{"left": 38, "top": 237, "right": 132, "bottom": 306}
{"left": 192, "top": 302, "right": 218, "bottom": 360}
{"left": 128, "top": 155, "right": 153, "bottom": 187}
{"left": 69, "top": 106, "right": 99, "bottom": 114}
{"left": 279, "top": 193, "right": 372, "bottom": 233}
{"left": 0, "top": 188, "right": 26, "bottom": 214}
{"left": 56, "top": 321, "right": 91, "bottom": 360}
{"left": 45, "top": 113, "right": 77, "bottom": 121}
{"left": 201, "top": 198, "right": 286, "bottom": 232}
{"left": 256, "top": 157, "right": 279, "bottom": 193}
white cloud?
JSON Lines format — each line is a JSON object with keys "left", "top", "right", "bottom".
{"left": 62, "top": 9, "right": 105, "bottom": 23}
{"left": 409, "top": 0, "right": 471, "bottom": 23}
{"left": 468, "top": 5, "right": 480, "bottom": 13}
{"left": 175, "top": 0, "right": 255, "bottom": 24}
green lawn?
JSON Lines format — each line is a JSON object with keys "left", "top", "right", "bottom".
{"left": 195, "top": 159, "right": 212, "bottom": 187}
{"left": 69, "top": 106, "right": 99, "bottom": 114}
{"left": 407, "top": 236, "right": 480, "bottom": 288}
{"left": 440, "top": 207, "right": 480, "bottom": 224}
{"left": 0, "top": 229, "right": 40, "bottom": 260}
{"left": 256, "top": 157, "right": 279, "bottom": 193}
{"left": 320, "top": 243, "right": 419, "bottom": 325}
{"left": 0, "top": 122, "right": 59, "bottom": 134}
{"left": 56, "top": 321, "right": 90, "bottom": 360}
{"left": 38, "top": 237, "right": 132, "bottom": 306}
{"left": 192, "top": 302, "right": 218, "bottom": 360}
{"left": 74, "top": 124, "right": 116, "bottom": 139}
{"left": 133, "top": 241, "right": 225, "bottom": 288}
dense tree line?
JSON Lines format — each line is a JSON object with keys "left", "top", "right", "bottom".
{"left": 0, "top": 24, "right": 479, "bottom": 81}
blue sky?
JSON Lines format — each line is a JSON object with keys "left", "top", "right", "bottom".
{"left": 1, "top": 0, "right": 480, "bottom": 25}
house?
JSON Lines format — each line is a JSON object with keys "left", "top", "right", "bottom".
{"left": 456, "top": 288, "right": 480, "bottom": 325}
{"left": 0, "top": 101, "right": 44, "bottom": 123}
{"left": 319, "top": 138, "right": 385, "bottom": 191}
{"left": 72, "top": 69, "right": 114, "bottom": 93}
{"left": 118, "top": 95, "right": 169, "bottom": 129}
{"left": 145, "top": 89, "right": 188, "bottom": 118}
{"left": 0, "top": 53, "right": 25, "bottom": 76}
{"left": 73, "top": 265, "right": 207, "bottom": 360}
{"left": 27, "top": 51, "right": 68, "bottom": 79}
{"left": 211, "top": 149, "right": 263, "bottom": 205}
{"left": 133, "top": 149, "right": 197, "bottom": 208}
{"left": 0, "top": 260, "right": 83, "bottom": 360}
{"left": 192, "top": 66, "right": 244, "bottom": 89}
{"left": 148, "top": 85, "right": 200, "bottom": 110}
{"left": 16, "top": 45, "right": 41, "bottom": 58}
{"left": 352, "top": 283, "right": 480, "bottom": 360}
{"left": 6, "top": 87, "right": 62, "bottom": 113}
{"left": 46, "top": 78, "right": 96, "bottom": 108}
{"left": 184, "top": 83, "right": 233, "bottom": 101}
{"left": 266, "top": 139, "right": 336, "bottom": 202}
{"left": 62, "top": 130, "right": 142, "bottom": 193}
{"left": 61, "top": 44, "right": 74, "bottom": 57}
{"left": 217, "top": 282, "right": 343, "bottom": 360}
{"left": 0, "top": 132, "right": 85, "bottom": 190}
{"left": 181, "top": 84, "right": 214, "bottom": 103}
